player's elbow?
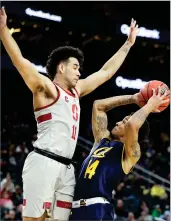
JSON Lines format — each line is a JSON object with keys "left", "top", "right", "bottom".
{"left": 93, "top": 100, "right": 105, "bottom": 112}
{"left": 93, "top": 100, "right": 100, "bottom": 110}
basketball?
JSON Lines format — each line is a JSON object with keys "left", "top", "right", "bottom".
{"left": 137, "top": 80, "right": 170, "bottom": 111}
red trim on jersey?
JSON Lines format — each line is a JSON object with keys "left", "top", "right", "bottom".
{"left": 74, "top": 88, "right": 79, "bottom": 98}
{"left": 23, "top": 199, "right": 26, "bottom": 206}
{"left": 54, "top": 82, "right": 76, "bottom": 98}
{"left": 34, "top": 84, "right": 60, "bottom": 112}
{"left": 43, "top": 202, "right": 52, "bottom": 209}
{"left": 37, "top": 113, "right": 52, "bottom": 124}
{"left": 56, "top": 200, "right": 72, "bottom": 209}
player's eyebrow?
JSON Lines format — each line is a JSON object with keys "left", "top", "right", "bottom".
{"left": 73, "top": 64, "right": 80, "bottom": 68}
{"left": 123, "top": 117, "right": 129, "bottom": 123}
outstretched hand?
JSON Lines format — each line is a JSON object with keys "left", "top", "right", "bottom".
{"left": 0, "top": 7, "right": 7, "bottom": 31}
{"left": 127, "top": 18, "right": 139, "bottom": 47}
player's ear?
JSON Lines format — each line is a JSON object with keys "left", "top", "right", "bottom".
{"left": 58, "top": 63, "right": 65, "bottom": 74}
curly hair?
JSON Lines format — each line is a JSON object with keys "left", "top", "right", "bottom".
{"left": 46, "top": 46, "right": 84, "bottom": 80}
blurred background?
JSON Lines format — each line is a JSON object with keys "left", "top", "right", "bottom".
{"left": 1, "top": 1, "right": 170, "bottom": 221}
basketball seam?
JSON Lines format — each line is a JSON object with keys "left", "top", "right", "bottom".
{"left": 159, "top": 83, "right": 164, "bottom": 88}
{"left": 147, "top": 82, "right": 150, "bottom": 100}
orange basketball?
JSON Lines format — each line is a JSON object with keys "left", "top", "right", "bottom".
{"left": 137, "top": 80, "right": 170, "bottom": 112}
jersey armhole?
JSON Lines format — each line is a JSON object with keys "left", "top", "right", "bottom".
{"left": 121, "top": 145, "right": 135, "bottom": 175}
{"left": 34, "top": 84, "right": 60, "bottom": 112}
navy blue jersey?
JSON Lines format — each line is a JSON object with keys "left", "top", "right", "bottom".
{"left": 70, "top": 203, "right": 114, "bottom": 221}
{"left": 74, "top": 138, "right": 126, "bottom": 202}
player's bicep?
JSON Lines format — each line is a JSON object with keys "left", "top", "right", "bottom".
{"left": 124, "top": 122, "right": 141, "bottom": 165}
{"left": 76, "top": 70, "right": 108, "bottom": 97}
{"left": 14, "top": 58, "right": 47, "bottom": 93}
{"left": 92, "top": 102, "right": 108, "bottom": 143}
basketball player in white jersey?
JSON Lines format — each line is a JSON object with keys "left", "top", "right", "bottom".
{"left": 0, "top": 7, "right": 139, "bottom": 221}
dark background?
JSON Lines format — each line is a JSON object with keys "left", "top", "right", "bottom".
{"left": 1, "top": 2, "right": 170, "bottom": 220}
{"left": 1, "top": 1, "right": 170, "bottom": 139}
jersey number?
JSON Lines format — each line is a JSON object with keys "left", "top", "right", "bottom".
{"left": 71, "top": 125, "right": 77, "bottom": 140}
{"left": 84, "top": 159, "right": 100, "bottom": 179}
{"left": 71, "top": 104, "right": 78, "bottom": 140}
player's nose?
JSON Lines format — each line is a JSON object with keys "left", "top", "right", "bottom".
{"left": 77, "top": 71, "right": 81, "bottom": 77}
{"left": 116, "top": 121, "right": 122, "bottom": 126}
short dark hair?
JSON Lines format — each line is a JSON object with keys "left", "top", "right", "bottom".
{"left": 46, "top": 46, "right": 84, "bottom": 80}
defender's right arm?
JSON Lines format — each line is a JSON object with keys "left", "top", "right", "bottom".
{"left": 0, "top": 7, "right": 50, "bottom": 93}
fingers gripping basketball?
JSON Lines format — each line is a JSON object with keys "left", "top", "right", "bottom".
{"left": 138, "top": 80, "right": 170, "bottom": 111}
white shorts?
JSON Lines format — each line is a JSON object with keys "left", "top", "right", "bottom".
{"left": 22, "top": 151, "right": 76, "bottom": 220}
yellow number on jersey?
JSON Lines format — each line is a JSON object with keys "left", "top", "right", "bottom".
{"left": 84, "top": 159, "right": 100, "bottom": 179}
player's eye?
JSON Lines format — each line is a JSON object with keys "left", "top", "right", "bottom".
{"left": 123, "top": 118, "right": 128, "bottom": 124}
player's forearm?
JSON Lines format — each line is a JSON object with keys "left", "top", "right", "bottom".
{"left": 128, "top": 103, "right": 153, "bottom": 130}
{"left": 101, "top": 40, "right": 131, "bottom": 78}
{"left": 94, "top": 94, "right": 136, "bottom": 112}
{"left": 0, "top": 26, "right": 23, "bottom": 66}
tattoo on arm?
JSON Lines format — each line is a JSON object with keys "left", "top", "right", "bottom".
{"left": 114, "top": 96, "right": 134, "bottom": 107}
{"left": 99, "top": 95, "right": 135, "bottom": 112}
{"left": 96, "top": 115, "right": 107, "bottom": 132}
{"left": 130, "top": 141, "right": 141, "bottom": 158}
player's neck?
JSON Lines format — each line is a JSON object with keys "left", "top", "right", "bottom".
{"left": 110, "top": 131, "right": 124, "bottom": 143}
{"left": 53, "top": 78, "right": 72, "bottom": 93}
{"left": 109, "top": 132, "right": 118, "bottom": 141}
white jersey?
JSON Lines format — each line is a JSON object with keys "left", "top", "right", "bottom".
{"left": 33, "top": 83, "right": 80, "bottom": 159}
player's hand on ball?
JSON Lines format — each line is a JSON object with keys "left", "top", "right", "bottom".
{"left": 127, "top": 18, "right": 139, "bottom": 47}
{"left": 0, "top": 7, "right": 7, "bottom": 31}
{"left": 147, "top": 86, "right": 169, "bottom": 113}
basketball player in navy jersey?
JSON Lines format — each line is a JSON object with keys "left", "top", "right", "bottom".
{"left": 70, "top": 87, "right": 168, "bottom": 221}
{"left": 1, "top": 6, "right": 139, "bottom": 221}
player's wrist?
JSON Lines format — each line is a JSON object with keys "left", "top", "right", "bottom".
{"left": 126, "top": 39, "right": 132, "bottom": 48}
{"left": 0, "top": 25, "right": 8, "bottom": 34}
{"left": 144, "top": 102, "right": 154, "bottom": 113}
{"left": 132, "top": 93, "right": 139, "bottom": 104}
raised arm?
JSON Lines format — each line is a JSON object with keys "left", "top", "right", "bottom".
{"left": 92, "top": 94, "right": 138, "bottom": 143}
{"left": 124, "top": 87, "right": 169, "bottom": 166}
{"left": 77, "top": 18, "right": 138, "bottom": 97}
{"left": 0, "top": 7, "right": 52, "bottom": 94}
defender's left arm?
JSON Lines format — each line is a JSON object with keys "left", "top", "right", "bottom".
{"left": 76, "top": 19, "right": 139, "bottom": 97}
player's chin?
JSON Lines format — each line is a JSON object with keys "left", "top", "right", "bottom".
{"left": 112, "top": 127, "right": 121, "bottom": 136}
{"left": 72, "top": 81, "right": 78, "bottom": 88}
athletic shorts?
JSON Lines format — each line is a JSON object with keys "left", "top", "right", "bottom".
{"left": 69, "top": 203, "right": 114, "bottom": 221}
{"left": 22, "top": 151, "right": 76, "bottom": 220}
